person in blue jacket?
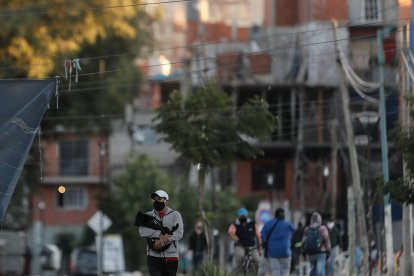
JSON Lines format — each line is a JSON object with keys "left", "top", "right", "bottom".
{"left": 261, "top": 208, "right": 295, "bottom": 276}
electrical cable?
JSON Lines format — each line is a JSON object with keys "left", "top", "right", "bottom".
{"left": 0, "top": 0, "right": 192, "bottom": 17}
{"left": 0, "top": 9, "right": 406, "bottom": 73}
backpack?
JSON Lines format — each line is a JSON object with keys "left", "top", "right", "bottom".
{"left": 303, "top": 226, "right": 322, "bottom": 254}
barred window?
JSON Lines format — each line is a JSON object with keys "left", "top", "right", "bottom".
{"left": 56, "top": 186, "right": 87, "bottom": 209}
{"left": 365, "top": 0, "right": 380, "bottom": 21}
{"left": 59, "top": 140, "right": 89, "bottom": 176}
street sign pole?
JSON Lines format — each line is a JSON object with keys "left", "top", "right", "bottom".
{"left": 87, "top": 210, "right": 112, "bottom": 276}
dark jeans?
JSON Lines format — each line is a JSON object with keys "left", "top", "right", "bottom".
{"left": 147, "top": 255, "right": 179, "bottom": 276}
{"left": 193, "top": 251, "right": 204, "bottom": 268}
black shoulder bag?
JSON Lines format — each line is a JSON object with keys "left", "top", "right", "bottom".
{"left": 263, "top": 220, "right": 279, "bottom": 258}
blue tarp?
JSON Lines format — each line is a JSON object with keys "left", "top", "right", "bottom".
{"left": 0, "top": 79, "right": 56, "bottom": 221}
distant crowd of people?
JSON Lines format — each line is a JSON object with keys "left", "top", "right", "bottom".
{"left": 227, "top": 207, "right": 340, "bottom": 276}
{"left": 135, "top": 189, "right": 344, "bottom": 276}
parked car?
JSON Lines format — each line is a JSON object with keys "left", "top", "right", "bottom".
{"left": 70, "top": 247, "right": 97, "bottom": 276}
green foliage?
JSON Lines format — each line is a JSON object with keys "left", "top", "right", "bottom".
{"left": 207, "top": 188, "right": 242, "bottom": 232}
{"left": 1, "top": 1, "right": 154, "bottom": 132}
{"left": 172, "top": 185, "right": 200, "bottom": 238}
{"left": 55, "top": 232, "right": 76, "bottom": 256}
{"left": 386, "top": 111, "right": 414, "bottom": 204}
{"left": 384, "top": 178, "right": 414, "bottom": 204}
{"left": 0, "top": 0, "right": 153, "bottom": 78}
{"left": 240, "top": 194, "right": 263, "bottom": 213}
{"left": 192, "top": 262, "right": 230, "bottom": 276}
{"left": 154, "top": 81, "right": 276, "bottom": 168}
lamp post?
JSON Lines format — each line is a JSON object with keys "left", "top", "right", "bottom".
{"left": 267, "top": 173, "right": 274, "bottom": 210}
{"left": 98, "top": 142, "right": 106, "bottom": 276}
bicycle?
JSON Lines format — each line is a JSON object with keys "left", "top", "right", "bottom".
{"left": 235, "top": 246, "right": 258, "bottom": 276}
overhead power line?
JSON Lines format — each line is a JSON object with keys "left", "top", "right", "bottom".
{"left": 0, "top": 0, "right": 191, "bottom": 17}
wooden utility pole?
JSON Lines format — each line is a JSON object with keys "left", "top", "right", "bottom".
{"left": 329, "top": 119, "right": 338, "bottom": 220}
{"left": 332, "top": 20, "right": 369, "bottom": 275}
{"left": 348, "top": 186, "right": 356, "bottom": 274}
{"left": 293, "top": 88, "right": 305, "bottom": 213}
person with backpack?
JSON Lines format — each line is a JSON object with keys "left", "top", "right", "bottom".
{"left": 260, "top": 208, "right": 295, "bottom": 276}
{"left": 302, "top": 212, "right": 331, "bottom": 276}
{"left": 137, "top": 190, "right": 184, "bottom": 276}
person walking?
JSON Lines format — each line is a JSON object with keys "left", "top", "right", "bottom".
{"left": 290, "top": 222, "right": 304, "bottom": 273}
{"left": 326, "top": 219, "right": 341, "bottom": 276}
{"left": 188, "top": 221, "right": 207, "bottom": 269}
{"left": 302, "top": 212, "right": 331, "bottom": 276}
{"left": 228, "top": 207, "right": 262, "bottom": 273}
{"left": 260, "top": 208, "right": 295, "bottom": 276}
{"left": 137, "top": 190, "right": 184, "bottom": 276}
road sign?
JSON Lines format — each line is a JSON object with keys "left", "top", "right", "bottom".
{"left": 87, "top": 210, "right": 112, "bottom": 234}
{"left": 102, "top": 234, "right": 125, "bottom": 273}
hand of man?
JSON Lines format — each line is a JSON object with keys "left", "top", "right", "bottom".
{"left": 326, "top": 251, "right": 331, "bottom": 261}
{"left": 159, "top": 234, "right": 170, "bottom": 245}
{"left": 258, "top": 246, "right": 263, "bottom": 256}
{"left": 153, "top": 239, "right": 163, "bottom": 250}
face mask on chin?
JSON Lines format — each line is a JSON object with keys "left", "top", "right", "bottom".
{"left": 153, "top": 201, "right": 166, "bottom": 211}
{"left": 239, "top": 217, "right": 247, "bottom": 223}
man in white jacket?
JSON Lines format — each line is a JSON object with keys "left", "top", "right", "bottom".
{"left": 138, "top": 190, "right": 184, "bottom": 276}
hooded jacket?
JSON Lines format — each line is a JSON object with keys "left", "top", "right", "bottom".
{"left": 302, "top": 212, "right": 331, "bottom": 254}
{"left": 138, "top": 207, "right": 184, "bottom": 258}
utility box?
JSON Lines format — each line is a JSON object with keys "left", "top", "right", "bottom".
{"left": 0, "top": 231, "right": 26, "bottom": 275}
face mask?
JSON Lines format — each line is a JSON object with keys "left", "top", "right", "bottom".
{"left": 239, "top": 217, "right": 247, "bottom": 223}
{"left": 153, "top": 201, "right": 165, "bottom": 211}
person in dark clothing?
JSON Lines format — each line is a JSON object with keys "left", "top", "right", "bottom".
{"left": 290, "top": 222, "right": 304, "bottom": 273}
{"left": 326, "top": 220, "right": 341, "bottom": 276}
{"left": 228, "top": 208, "right": 262, "bottom": 273}
{"left": 188, "top": 221, "right": 207, "bottom": 269}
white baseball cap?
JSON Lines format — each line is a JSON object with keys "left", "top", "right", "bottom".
{"left": 151, "top": 190, "right": 169, "bottom": 201}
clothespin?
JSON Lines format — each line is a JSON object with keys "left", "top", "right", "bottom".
{"left": 55, "top": 76, "right": 61, "bottom": 109}
{"left": 64, "top": 59, "right": 73, "bottom": 90}
{"left": 72, "top": 58, "right": 81, "bottom": 83}
{"left": 64, "top": 59, "right": 71, "bottom": 80}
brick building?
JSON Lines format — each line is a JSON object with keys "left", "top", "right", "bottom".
{"left": 32, "top": 134, "right": 108, "bottom": 243}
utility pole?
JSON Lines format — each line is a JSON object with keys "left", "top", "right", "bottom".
{"left": 401, "top": 22, "right": 413, "bottom": 276}
{"left": 332, "top": 20, "right": 369, "bottom": 275}
{"left": 293, "top": 88, "right": 305, "bottom": 214}
{"left": 377, "top": 29, "right": 394, "bottom": 275}
{"left": 347, "top": 186, "right": 356, "bottom": 275}
{"left": 329, "top": 119, "right": 338, "bottom": 220}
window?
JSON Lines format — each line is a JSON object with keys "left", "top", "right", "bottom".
{"left": 365, "top": 0, "right": 380, "bottom": 21}
{"left": 59, "top": 140, "right": 89, "bottom": 176}
{"left": 251, "top": 160, "right": 285, "bottom": 191}
{"left": 56, "top": 186, "right": 87, "bottom": 209}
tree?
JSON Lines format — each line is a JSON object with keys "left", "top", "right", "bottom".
{"left": 0, "top": 0, "right": 154, "bottom": 229}
{"left": 0, "top": 1, "right": 154, "bottom": 131}
{"left": 154, "top": 81, "right": 276, "bottom": 259}
{"left": 0, "top": 0, "right": 151, "bottom": 78}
